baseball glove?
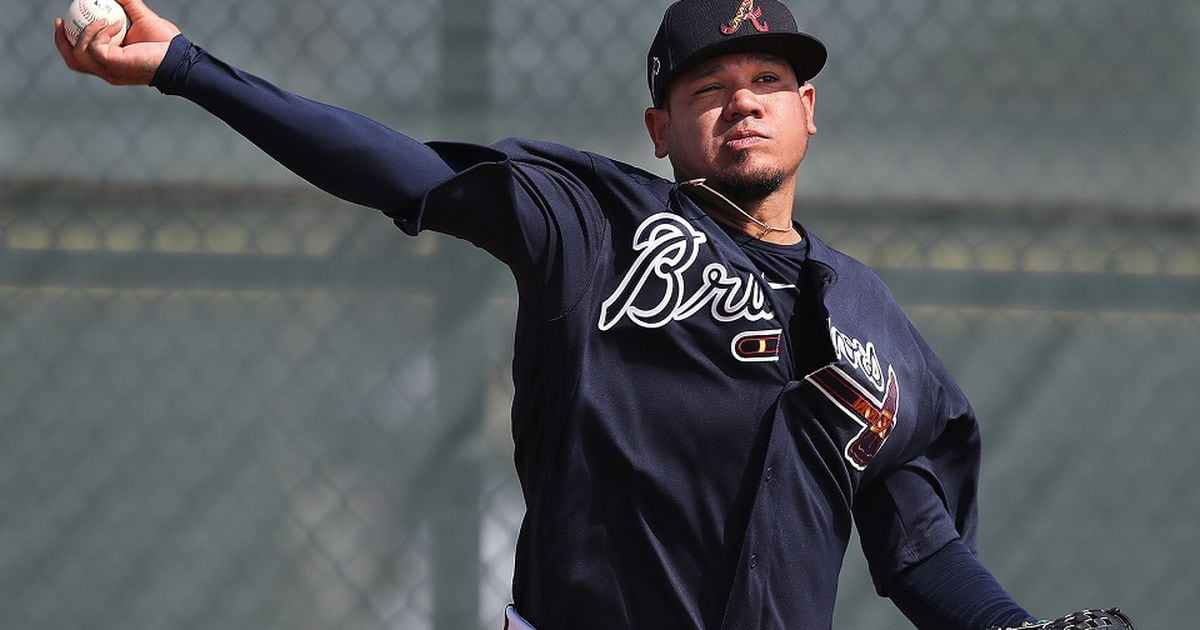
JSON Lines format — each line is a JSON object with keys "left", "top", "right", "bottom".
{"left": 988, "top": 608, "right": 1135, "bottom": 630}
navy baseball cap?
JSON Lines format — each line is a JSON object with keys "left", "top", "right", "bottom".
{"left": 648, "top": 0, "right": 827, "bottom": 107}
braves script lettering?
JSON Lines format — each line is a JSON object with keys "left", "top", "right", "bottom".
{"left": 599, "top": 213, "right": 774, "bottom": 331}
{"left": 829, "top": 321, "right": 886, "bottom": 392}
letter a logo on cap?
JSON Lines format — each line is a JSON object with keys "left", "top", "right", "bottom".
{"left": 721, "top": 0, "right": 770, "bottom": 35}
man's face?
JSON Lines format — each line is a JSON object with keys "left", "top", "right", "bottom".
{"left": 644, "top": 52, "right": 817, "bottom": 203}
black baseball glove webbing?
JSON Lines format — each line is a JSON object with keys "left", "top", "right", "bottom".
{"left": 988, "top": 608, "right": 1135, "bottom": 630}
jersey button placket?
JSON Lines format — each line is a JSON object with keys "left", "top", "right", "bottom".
{"left": 751, "top": 463, "right": 774, "bottom": 572}
{"left": 752, "top": 466, "right": 771, "bottom": 571}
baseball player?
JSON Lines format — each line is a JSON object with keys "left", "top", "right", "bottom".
{"left": 55, "top": 0, "right": 1134, "bottom": 628}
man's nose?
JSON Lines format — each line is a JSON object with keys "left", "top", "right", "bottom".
{"left": 724, "top": 87, "right": 764, "bottom": 122}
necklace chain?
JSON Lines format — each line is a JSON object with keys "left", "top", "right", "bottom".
{"left": 680, "top": 179, "right": 794, "bottom": 234}
{"left": 736, "top": 208, "right": 793, "bottom": 234}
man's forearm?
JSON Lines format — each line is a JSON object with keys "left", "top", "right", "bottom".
{"left": 889, "top": 539, "right": 1036, "bottom": 630}
{"left": 150, "top": 34, "right": 456, "bottom": 213}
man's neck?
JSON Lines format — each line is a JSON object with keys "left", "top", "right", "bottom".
{"left": 681, "top": 179, "right": 802, "bottom": 245}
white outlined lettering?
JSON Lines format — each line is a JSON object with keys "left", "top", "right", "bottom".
{"left": 599, "top": 213, "right": 775, "bottom": 331}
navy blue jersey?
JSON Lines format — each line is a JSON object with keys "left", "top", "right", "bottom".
{"left": 412, "top": 140, "right": 981, "bottom": 629}
{"left": 154, "top": 36, "right": 982, "bottom": 630}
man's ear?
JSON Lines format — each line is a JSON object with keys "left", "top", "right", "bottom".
{"left": 644, "top": 107, "right": 670, "bottom": 159}
{"left": 800, "top": 83, "right": 817, "bottom": 136}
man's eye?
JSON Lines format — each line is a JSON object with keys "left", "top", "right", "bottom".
{"left": 755, "top": 74, "right": 779, "bottom": 83}
{"left": 695, "top": 84, "right": 720, "bottom": 94}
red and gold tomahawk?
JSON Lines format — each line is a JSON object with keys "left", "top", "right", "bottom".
{"left": 806, "top": 365, "right": 899, "bottom": 471}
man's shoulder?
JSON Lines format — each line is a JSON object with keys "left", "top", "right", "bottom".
{"left": 485, "top": 138, "right": 673, "bottom": 194}
{"left": 489, "top": 137, "right": 590, "bottom": 167}
{"left": 804, "top": 229, "right": 921, "bottom": 335}
{"left": 805, "top": 229, "right": 891, "bottom": 294}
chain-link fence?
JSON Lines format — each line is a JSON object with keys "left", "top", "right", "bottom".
{"left": 3, "top": 1, "right": 1198, "bottom": 629}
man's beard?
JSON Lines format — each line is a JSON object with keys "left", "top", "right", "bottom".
{"left": 705, "top": 160, "right": 787, "bottom": 208}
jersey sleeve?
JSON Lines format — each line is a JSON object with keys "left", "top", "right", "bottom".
{"left": 151, "top": 35, "right": 607, "bottom": 315}
{"left": 411, "top": 139, "right": 609, "bottom": 314}
{"left": 852, "top": 324, "right": 983, "bottom": 596}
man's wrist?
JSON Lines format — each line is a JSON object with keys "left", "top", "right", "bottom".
{"left": 149, "top": 33, "right": 194, "bottom": 94}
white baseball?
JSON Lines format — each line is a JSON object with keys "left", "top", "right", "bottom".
{"left": 63, "top": 0, "right": 130, "bottom": 47}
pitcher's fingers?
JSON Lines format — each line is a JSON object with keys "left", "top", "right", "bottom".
{"left": 72, "top": 19, "right": 110, "bottom": 72}
{"left": 54, "top": 19, "right": 84, "bottom": 71}
{"left": 85, "top": 21, "right": 125, "bottom": 69}
{"left": 74, "top": 18, "right": 109, "bottom": 51}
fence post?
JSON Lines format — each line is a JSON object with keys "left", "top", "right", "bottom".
{"left": 432, "top": 1, "right": 492, "bottom": 629}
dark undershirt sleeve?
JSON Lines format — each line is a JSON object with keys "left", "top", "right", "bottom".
{"left": 888, "top": 539, "right": 1035, "bottom": 630}
{"left": 150, "top": 34, "right": 457, "bottom": 224}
